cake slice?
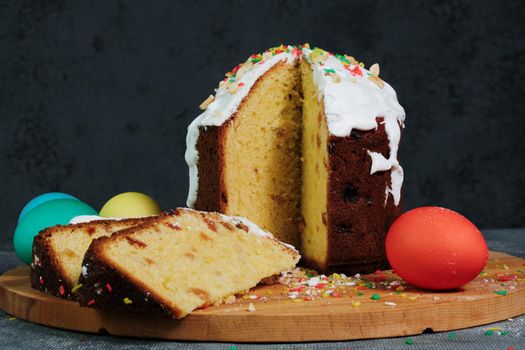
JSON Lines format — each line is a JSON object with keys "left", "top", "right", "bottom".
{"left": 78, "top": 208, "right": 300, "bottom": 319}
{"left": 31, "top": 217, "right": 148, "bottom": 300}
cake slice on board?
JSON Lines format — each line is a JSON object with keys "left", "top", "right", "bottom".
{"left": 78, "top": 208, "right": 299, "bottom": 319}
{"left": 31, "top": 218, "right": 148, "bottom": 300}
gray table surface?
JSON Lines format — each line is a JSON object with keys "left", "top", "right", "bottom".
{"left": 1, "top": 229, "right": 524, "bottom": 350}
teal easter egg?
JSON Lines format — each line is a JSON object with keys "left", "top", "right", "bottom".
{"left": 14, "top": 199, "right": 97, "bottom": 264}
{"left": 19, "top": 192, "right": 79, "bottom": 223}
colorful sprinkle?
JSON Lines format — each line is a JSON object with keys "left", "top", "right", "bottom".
{"left": 249, "top": 54, "right": 262, "bottom": 63}
{"left": 309, "top": 48, "right": 329, "bottom": 63}
{"left": 105, "top": 283, "right": 113, "bottom": 292}
{"left": 497, "top": 273, "right": 516, "bottom": 282}
{"left": 87, "top": 299, "right": 96, "bottom": 306}
{"left": 351, "top": 300, "right": 361, "bottom": 307}
{"left": 8, "top": 317, "right": 16, "bottom": 321}
{"left": 123, "top": 297, "right": 133, "bottom": 305}
{"left": 448, "top": 332, "right": 457, "bottom": 340}
{"left": 495, "top": 290, "right": 508, "bottom": 296}
{"left": 405, "top": 337, "right": 414, "bottom": 345}
{"left": 485, "top": 330, "right": 494, "bottom": 336}
{"left": 346, "top": 65, "right": 363, "bottom": 77}
{"left": 58, "top": 285, "right": 65, "bottom": 295}
{"left": 370, "top": 294, "right": 380, "bottom": 300}
{"left": 278, "top": 267, "right": 403, "bottom": 303}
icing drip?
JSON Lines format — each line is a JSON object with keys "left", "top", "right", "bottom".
{"left": 185, "top": 45, "right": 406, "bottom": 207}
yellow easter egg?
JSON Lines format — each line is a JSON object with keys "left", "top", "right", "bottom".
{"left": 99, "top": 192, "right": 162, "bottom": 218}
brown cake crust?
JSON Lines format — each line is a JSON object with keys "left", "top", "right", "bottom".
{"left": 77, "top": 231, "right": 180, "bottom": 319}
{"left": 31, "top": 231, "right": 73, "bottom": 299}
{"left": 324, "top": 118, "right": 403, "bottom": 274}
{"left": 31, "top": 218, "right": 147, "bottom": 300}
{"left": 194, "top": 123, "right": 228, "bottom": 212}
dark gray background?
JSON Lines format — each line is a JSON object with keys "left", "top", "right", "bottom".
{"left": 1, "top": 0, "right": 524, "bottom": 250}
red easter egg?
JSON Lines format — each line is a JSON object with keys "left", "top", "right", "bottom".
{"left": 386, "top": 206, "right": 488, "bottom": 290}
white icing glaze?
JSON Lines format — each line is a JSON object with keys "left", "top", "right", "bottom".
{"left": 185, "top": 45, "right": 405, "bottom": 207}
{"left": 69, "top": 215, "right": 154, "bottom": 224}
{"left": 68, "top": 215, "right": 113, "bottom": 224}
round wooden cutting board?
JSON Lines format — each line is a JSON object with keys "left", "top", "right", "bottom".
{"left": 0, "top": 251, "right": 524, "bottom": 342}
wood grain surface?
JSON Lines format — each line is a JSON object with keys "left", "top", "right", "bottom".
{"left": 0, "top": 251, "right": 524, "bottom": 342}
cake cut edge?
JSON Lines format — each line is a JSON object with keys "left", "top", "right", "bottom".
{"left": 31, "top": 217, "right": 149, "bottom": 300}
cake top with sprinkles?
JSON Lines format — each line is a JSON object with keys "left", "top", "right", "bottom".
{"left": 197, "top": 44, "right": 397, "bottom": 116}
{"left": 190, "top": 43, "right": 405, "bottom": 135}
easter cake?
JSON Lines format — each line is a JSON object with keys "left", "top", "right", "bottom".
{"left": 186, "top": 44, "right": 405, "bottom": 274}
{"left": 31, "top": 217, "right": 148, "bottom": 300}
{"left": 78, "top": 208, "right": 299, "bottom": 319}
